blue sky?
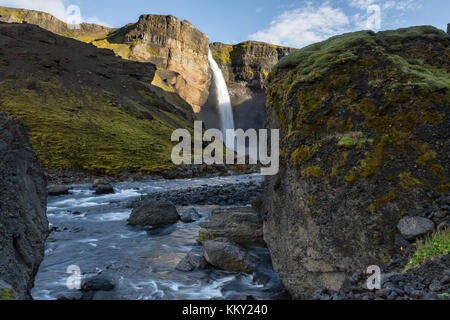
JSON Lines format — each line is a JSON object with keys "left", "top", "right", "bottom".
{"left": 0, "top": 0, "right": 448, "bottom": 47}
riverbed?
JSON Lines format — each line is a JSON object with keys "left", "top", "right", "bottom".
{"left": 32, "top": 174, "right": 285, "bottom": 300}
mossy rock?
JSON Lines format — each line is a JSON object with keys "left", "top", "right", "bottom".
{"left": 263, "top": 26, "right": 450, "bottom": 298}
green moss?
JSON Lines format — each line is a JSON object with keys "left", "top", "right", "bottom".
{"left": 211, "top": 45, "right": 233, "bottom": 65}
{"left": 303, "top": 166, "right": 321, "bottom": 179}
{"left": 291, "top": 146, "right": 311, "bottom": 166}
{"left": 0, "top": 80, "right": 190, "bottom": 174}
{"left": 368, "top": 191, "right": 397, "bottom": 214}
{"left": 405, "top": 230, "right": 450, "bottom": 271}
{"left": 398, "top": 172, "right": 422, "bottom": 191}
{"left": 344, "top": 171, "right": 356, "bottom": 184}
{"left": 416, "top": 150, "right": 437, "bottom": 166}
{"left": 0, "top": 288, "right": 16, "bottom": 300}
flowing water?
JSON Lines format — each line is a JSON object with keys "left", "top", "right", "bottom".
{"left": 208, "top": 50, "right": 235, "bottom": 150}
{"left": 31, "top": 174, "right": 285, "bottom": 300}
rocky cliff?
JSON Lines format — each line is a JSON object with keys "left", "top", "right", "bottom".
{"left": 203, "top": 41, "right": 295, "bottom": 130}
{"left": 263, "top": 26, "right": 449, "bottom": 298}
{"left": 0, "top": 112, "right": 48, "bottom": 300}
{"left": 0, "top": 6, "right": 112, "bottom": 39}
{"left": 119, "top": 14, "right": 212, "bottom": 112}
{"left": 0, "top": 22, "right": 194, "bottom": 177}
{"left": 0, "top": 7, "right": 211, "bottom": 113}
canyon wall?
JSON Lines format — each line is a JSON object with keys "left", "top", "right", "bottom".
{"left": 262, "top": 26, "right": 450, "bottom": 299}
{"left": 0, "top": 112, "right": 48, "bottom": 300}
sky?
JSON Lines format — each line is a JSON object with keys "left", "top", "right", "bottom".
{"left": 0, "top": 0, "right": 448, "bottom": 48}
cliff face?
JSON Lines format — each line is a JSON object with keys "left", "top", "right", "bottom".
{"left": 0, "top": 7, "right": 211, "bottom": 113}
{"left": 0, "top": 6, "right": 112, "bottom": 38}
{"left": 204, "top": 41, "right": 295, "bottom": 130}
{"left": 0, "top": 22, "right": 194, "bottom": 176}
{"left": 263, "top": 26, "right": 449, "bottom": 298}
{"left": 0, "top": 112, "right": 48, "bottom": 300}
{"left": 115, "top": 14, "right": 212, "bottom": 112}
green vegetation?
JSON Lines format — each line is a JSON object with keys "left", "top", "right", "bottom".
{"left": 0, "top": 6, "right": 28, "bottom": 23}
{"left": 267, "top": 26, "right": 449, "bottom": 223}
{"left": 0, "top": 79, "right": 190, "bottom": 174}
{"left": 405, "top": 230, "right": 450, "bottom": 270}
{"left": 0, "top": 288, "right": 16, "bottom": 300}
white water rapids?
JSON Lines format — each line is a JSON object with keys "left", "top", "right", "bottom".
{"left": 208, "top": 49, "right": 235, "bottom": 150}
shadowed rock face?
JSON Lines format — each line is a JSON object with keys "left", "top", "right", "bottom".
{"left": 262, "top": 26, "right": 449, "bottom": 299}
{"left": 0, "top": 112, "right": 48, "bottom": 300}
{"left": 201, "top": 41, "right": 296, "bottom": 131}
{"left": 0, "top": 22, "right": 195, "bottom": 177}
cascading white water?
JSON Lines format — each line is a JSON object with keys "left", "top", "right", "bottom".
{"left": 208, "top": 49, "right": 235, "bottom": 149}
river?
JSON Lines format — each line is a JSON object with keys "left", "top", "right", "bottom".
{"left": 31, "top": 174, "right": 285, "bottom": 300}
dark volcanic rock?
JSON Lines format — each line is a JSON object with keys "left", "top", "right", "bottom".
{"left": 0, "top": 113, "right": 48, "bottom": 299}
{"left": 128, "top": 200, "right": 179, "bottom": 227}
{"left": 80, "top": 276, "right": 115, "bottom": 292}
{"left": 95, "top": 184, "right": 115, "bottom": 195}
{"left": 397, "top": 216, "right": 435, "bottom": 240}
{"left": 313, "top": 255, "right": 450, "bottom": 300}
{"left": 198, "top": 207, "right": 265, "bottom": 247}
{"left": 203, "top": 238, "right": 256, "bottom": 274}
{"left": 263, "top": 26, "right": 450, "bottom": 299}
{"left": 47, "top": 184, "right": 71, "bottom": 196}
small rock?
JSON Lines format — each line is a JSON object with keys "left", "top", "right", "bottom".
{"left": 93, "top": 178, "right": 108, "bottom": 187}
{"left": 429, "top": 280, "right": 442, "bottom": 292}
{"left": 190, "top": 208, "right": 202, "bottom": 220}
{"left": 48, "top": 185, "right": 71, "bottom": 196}
{"left": 80, "top": 276, "right": 115, "bottom": 292}
{"left": 95, "top": 184, "right": 115, "bottom": 195}
{"left": 434, "top": 211, "right": 447, "bottom": 219}
{"left": 179, "top": 211, "right": 194, "bottom": 223}
{"left": 397, "top": 216, "right": 435, "bottom": 240}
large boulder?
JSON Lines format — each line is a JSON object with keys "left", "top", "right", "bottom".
{"left": 203, "top": 238, "right": 256, "bottom": 274}
{"left": 198, "top": 207, "right": 265, "bottom": 247}
{"left": 128, "top": 200, "right": 179, "bottom": 227}
{"left": 263, "top": 27, "right": 450, "bottom": 298}
{"left": 95, "top": 184, "right": 115, "bottom": 195}
{"left": 397, "top": 217, "right": 435, "bottom": 240}
{"left": 0, "top": 113, "right": 48, "bottom": 299}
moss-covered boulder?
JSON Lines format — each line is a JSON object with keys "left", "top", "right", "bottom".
{"left": 263, "top": 26, "right": 449, "bottom": 298}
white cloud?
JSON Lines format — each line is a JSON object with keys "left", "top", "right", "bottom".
{"left": 0, "top": 0, "right": 111, "bottom": 26}
{"left": 250, "top": 0, "right": 423, "bottom": 48}
{"left": 249, "top": 4, "right": 350, "bottom": 48}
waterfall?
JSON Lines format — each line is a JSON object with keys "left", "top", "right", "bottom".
{"left": 208, "top": 49, "right": 235, "bottom": 149}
